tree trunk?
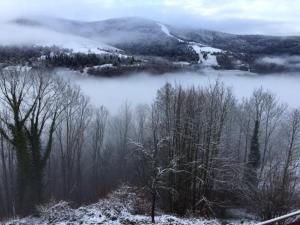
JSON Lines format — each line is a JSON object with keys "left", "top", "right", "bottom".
{"left": 0, "top": 136, "right": 10, "bottom": 214}
{"left": 151, "top": 192, "right": 156, "bottom": 223}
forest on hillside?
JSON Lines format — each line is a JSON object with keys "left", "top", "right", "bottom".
{"left": 0, "top": 69, "right": 299, "bottom": 222}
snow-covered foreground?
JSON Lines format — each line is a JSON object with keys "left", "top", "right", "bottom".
{"left": 3, "top": 186, "right": 257, "bottom": 225}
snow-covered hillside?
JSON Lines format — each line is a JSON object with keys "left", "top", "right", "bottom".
{"left": 3, "top": 186, "right": 257, "bottom": 225}
{"left": 157, "top": 23, "right": 223, "bottom": 67}
{"left": 0, "top": 23, "right": 117, "bottom": 54}
{"left": 2, "top": 16, "right": 299, "bottom": 73}
{"left": 7, "top": 17, "right": 225, "bottom": 66}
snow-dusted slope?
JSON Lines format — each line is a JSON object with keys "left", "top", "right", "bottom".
{"left": 8, "top": 17, "right": 300, "bottom": 58}
{"left": 5, "top": 17, "right": 224, "bottom": 67}
{"left": 158, "top": 22, "right": 223, "bottom": 66}
{"left": 191, "top": 45, "right": 223, "bottom": 66}
{"left": 158, "top": 23, "right": 184, "bottom": 43}
{"left": 5, "top": 17, "right": 291, "bottom": 72}
{"left": 158, "top": 23, "right": 173, "bottom": 38}
{"left": 0, "top": 23, "right": 117, "bottom": 54}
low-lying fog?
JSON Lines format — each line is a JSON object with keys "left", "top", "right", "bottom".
{"left": 56, "top": 69, "right": 300, "bottom": 114}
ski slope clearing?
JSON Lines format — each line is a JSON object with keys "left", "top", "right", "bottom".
{"left": 157, "top": 22, "right": 223, "bottom": 67}
{"left": 191, "top": 44, "right": 222, "bottom": 66}
{"left": 157, "top": 23, "right": 184, "bottom": 43}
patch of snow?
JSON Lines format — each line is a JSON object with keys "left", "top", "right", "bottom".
{"left": 200, "top": 46, "right": 223, "bottom": 53}
{"left": 33, "top": 37, "right": 113, "bottom": 54}
{"left": 93, "top": 64, "right": 114, "bottom": 69}
{"left": 173, "top": 61, "right": 191, "bottom": 66}
{"left": 203, "top": 54, "right": 219, "bottom": 66}
{"left": 191, "top": 45, "right": 202, "bottom": 63}
{"left": 191, "top": 44, "right": 223, "bottom": 66}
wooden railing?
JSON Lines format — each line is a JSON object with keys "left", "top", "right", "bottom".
{"left": 256, "top": 210, "right": 300, "bottom": 225}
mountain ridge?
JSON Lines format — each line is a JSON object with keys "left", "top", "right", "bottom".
{"left": 1, "top": 16, "right": 300, "bottom": 75}
{"left": 11, "top": 16, "right": 300, "bottom": 56}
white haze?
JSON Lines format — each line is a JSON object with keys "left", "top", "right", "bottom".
{"left": 0, "top": 23, "right": 113, "bottom": 53}
{"left": 259, "top": 55, "right": 300, "bottom": 69}
{"left": 55, "top": 69, "right": 300, "bottom": 114}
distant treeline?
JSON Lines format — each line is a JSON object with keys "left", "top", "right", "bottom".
{"left": 46, "top": 53, "right": 135, "bottom": 69}
{"left": 0, "top": 46, "right": 47, "bottom": 65}
{"left": 0, "top": 45, "right": 298, "bottom": 76}
{"left": 114, "top": 39, "right": 199, "bottom": 62}
{"left": 0, "top": 45, "right": 190, "bottom": 76}
{"left": 0, "top": 45, "right": 135, "bottom": 68}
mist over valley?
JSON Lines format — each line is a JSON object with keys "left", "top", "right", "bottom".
{"left": 55, "top": 68, "right": 300, "bottom": 113}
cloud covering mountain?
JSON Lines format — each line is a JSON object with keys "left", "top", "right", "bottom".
{"left": 0, "top": 0, "right": 299, "bottom": 35}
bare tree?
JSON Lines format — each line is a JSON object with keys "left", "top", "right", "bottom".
{"left": 0, "top": 69, "right": 70, "bottom": 214}
{"left": 132, "top": 104, "right": 180, "bottom": 223}
{"left": 108, "top": 102, "right": 133, "bottom": 181}
{"left": 54, "top": 87, "right": 91, "bottom": 202}
{"left": 90, "top": 106, "right": 108, "bottom": 196}
{"left": 259, "top": 93, "right": 285, "bottom": 177}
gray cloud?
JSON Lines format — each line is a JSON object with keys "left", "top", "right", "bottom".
{"left": 0, "top": 0, "right": 299, "bottom": 35}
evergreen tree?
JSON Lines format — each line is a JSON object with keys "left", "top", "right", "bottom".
{"left": 245, "top": 119, "right": 261, "bottom": 187}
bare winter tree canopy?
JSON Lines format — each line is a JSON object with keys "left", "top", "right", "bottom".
{"left": 0, "top": 69, "right": 299, "bottom": 223}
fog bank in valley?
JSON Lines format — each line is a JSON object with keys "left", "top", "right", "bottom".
{"left": 56, "top": 69, "right": 300, "bottom": 114}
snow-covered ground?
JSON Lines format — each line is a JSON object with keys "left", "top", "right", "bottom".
{"left": 189, "top": 43, "right": 223, "bottom": 66}
{"left": 3, "top": 186, "right": 257, "bottom": 225}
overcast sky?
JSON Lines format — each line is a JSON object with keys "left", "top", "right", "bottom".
{"left": 0, "top": 0, "right": 299, "bottom": 35}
